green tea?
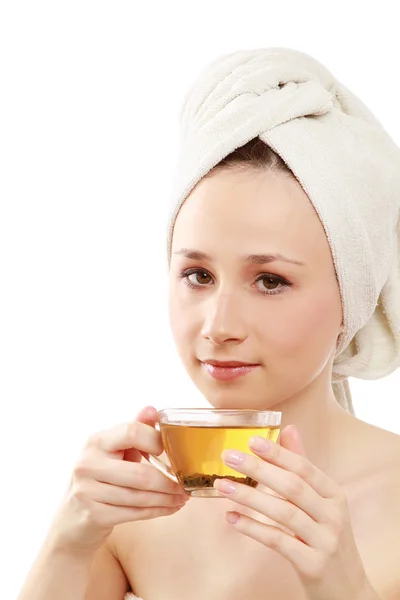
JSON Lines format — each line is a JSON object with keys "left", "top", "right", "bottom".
{"left": 160, "top": 423, "right": 280, "bottom": 497}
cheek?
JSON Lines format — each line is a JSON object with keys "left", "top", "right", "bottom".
{"left": 168, "top": 282, "right": 195, "bottom": 349}
{"left": 168, "top": 285, "right": 182, "bottom": 340}
{"left": 257, "top": 284, "right": 341, "bottom": 354}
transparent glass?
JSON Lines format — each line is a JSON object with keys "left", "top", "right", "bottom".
{"left": 142, "top": 408, "right": 282, "bottom": 498}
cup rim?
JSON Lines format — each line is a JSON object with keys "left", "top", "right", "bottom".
{"left": 159, "top": 407, "right": 282, "bottom": 416}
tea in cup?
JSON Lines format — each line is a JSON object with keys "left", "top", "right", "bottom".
{"left": 144, "top": 408, "right": 281, "bottom": 498}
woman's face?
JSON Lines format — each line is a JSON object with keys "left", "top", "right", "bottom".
{"left": 168, "top": 168, "right": 343, "bottom": 409}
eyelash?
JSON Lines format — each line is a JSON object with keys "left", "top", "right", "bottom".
{"left": 178, "top": 268, "right": 293, "bottom": 296}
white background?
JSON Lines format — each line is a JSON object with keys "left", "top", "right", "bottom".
{"left": 1, "top": 2, "right": 399, "bottom": 598}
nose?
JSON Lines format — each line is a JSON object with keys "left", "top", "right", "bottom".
{"left": 200, "top": 291, "right": 247, "bottom": 346}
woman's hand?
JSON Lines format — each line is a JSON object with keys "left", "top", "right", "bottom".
{"left": 50, "top": 406, "right": 188, "bottom": 555}
{"left": 213, "top": 425, "right": 379, "bottom": 600}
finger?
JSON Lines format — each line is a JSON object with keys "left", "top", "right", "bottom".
{"left": 248, "top": 437, "right": 338, "bottom": 499}
{"left": 93, "top": 460, "right": 186, "bottom": 495}
{"left": 135, "top": 405, "right": 159, "bottom": 425}
{"left": 214, "top": 479, "right": 319, "bottom": 546}
{"left": 225, "top": 511, "right": 317, "bottom": 576}
{"left": 90, "top": 418, "right": 164, "bottom": 456}
{"left": 87, "top": 481, "right": 188, "bottom": 508}
{"left": 279, "top": 425, "right": 307, "bottom": 457}
{"left": 124, "top": 406, "right": 160, "bottom": 462}
{"left": 222, "top": 450, "right": 328, "bottom": 523}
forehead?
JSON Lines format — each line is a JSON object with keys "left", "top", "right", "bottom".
{"left": 172, "top": 169, "right": 330, "bottom": 262}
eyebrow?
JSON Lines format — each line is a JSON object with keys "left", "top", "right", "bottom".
{"left": 174, "top": 248, "right": 306, "bottom": 267}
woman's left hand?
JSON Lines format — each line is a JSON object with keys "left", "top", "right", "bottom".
{"left": 213, "top": 425, "right": 379, "bottom": 600}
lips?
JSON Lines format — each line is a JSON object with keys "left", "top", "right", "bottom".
{"left": 204, "top": 360, "right": 257, "bottom": 367}
{"left": 201, "top": 360, "right": 260, "bottom": 381}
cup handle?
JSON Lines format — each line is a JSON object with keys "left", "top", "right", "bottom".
{"left": 139, "top": 418, "right": 180, "bottom": 485}
{"left": 140, "top": 451, "right": 179, "bottom": 484}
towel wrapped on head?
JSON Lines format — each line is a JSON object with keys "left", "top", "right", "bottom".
{"left": 166, "top": 47, "right": 400, "bottom": 414}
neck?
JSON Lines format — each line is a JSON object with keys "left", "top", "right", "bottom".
{"left": 271, "top": 376, "right": 355, "bottom": 482}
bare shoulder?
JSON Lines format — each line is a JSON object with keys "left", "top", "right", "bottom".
{"left": 362, "top": 418, "right": 400, "bottom": 446}
{"left": 331, "top": 418, "right": 400, "bottom": 598}
{"left": 107, "top": 521, "right": 139, "bottom": 563}
{"left": 104, "top": 524, "right": 141, "bottom": 593}
{"left": 329, "top": 414, "right": 400, "bottom": 535}
{"left": 107, "top": 512, "right": 176, "bottom": 570}
{"left": 346, "top": 415, "right": 400, "bottom": 476}
{"left": 349, "top": 418, "right": 400, "bottom": 497}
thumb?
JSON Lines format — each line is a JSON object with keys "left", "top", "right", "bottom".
{"left": 279, "top": 424, "right": 307, "bottom": 457}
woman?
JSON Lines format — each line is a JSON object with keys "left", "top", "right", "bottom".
{"left": 17, "top": 48, "right": 400, "bottom": 600}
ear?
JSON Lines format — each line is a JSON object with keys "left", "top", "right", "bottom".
{"left": 278, "top": 424, "right": 307, "bottom": 457}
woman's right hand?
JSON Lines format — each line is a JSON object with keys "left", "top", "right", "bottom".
{"left": 49, "top": 406, "right": 188, "bottom": 555}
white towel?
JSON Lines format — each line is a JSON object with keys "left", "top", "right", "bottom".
{"left": 166, "top": 47, "right": 400, "bottom": 414}
{"left": 124, "top": 593, "right": 142, "bottom": 600}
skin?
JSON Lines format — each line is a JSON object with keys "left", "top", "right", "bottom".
{"left": 112, "top": 168, "right": 400, "bottom": 600}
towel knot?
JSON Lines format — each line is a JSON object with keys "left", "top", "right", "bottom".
{"left": 181, "top": 53, "right": 336, "bottom": 146}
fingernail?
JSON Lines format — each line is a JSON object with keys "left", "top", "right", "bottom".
{"left": 249, "top": 436, "right": 269, "bottom": 452}
{"left": 222, "top": 450, "right": 245, "bottom": 465}
{"left": 226, "top": 512, "right": 240, "bottom": 524}
{"left": 216, "top": 479, "right": 236, "bottom": 494}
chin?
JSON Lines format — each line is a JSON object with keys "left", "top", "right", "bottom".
{"left": 209, "top": 399, "right": 260, "bottom": 410}
{"left": 188, "top": 362, "right": 281, "bottom": 410}
{"left": 199, "top": 385, "right": 274, "bottom": 411}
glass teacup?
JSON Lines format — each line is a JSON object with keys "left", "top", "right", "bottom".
{"left": 143, "top": 408, "right": 281, "bottom": 498}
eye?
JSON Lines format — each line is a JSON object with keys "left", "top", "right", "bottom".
{"left": 254, "top": 274, "right": 291, "bottom": 296}
{"left": 180, "top": 268, "right": 213, "bottom": 288}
